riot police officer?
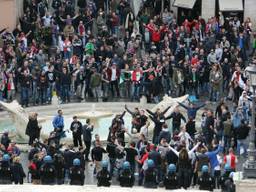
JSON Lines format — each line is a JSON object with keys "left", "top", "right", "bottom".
{"left": 144, "top": 159, "right": 158, "bottom": 188}
{"left": 163, "top": 164, "right": 179, "bottom": 189}
{"left": 69, "top": 158, "right": 85, "bottom": 185}
{"left": 54, "top": 153, "right": 65, "bottom": 184}
{"left": 198, "top": 165, "right": 214, "bottom": 191}
{"left": 222, "top": 172, "right": 236, "bottom": 192}
{"left": 0, "top": 154, "right": 12, "bottom": 184}
{"left": 219, "top": 164, "right": 232, "bottom": 191}
{"left": 40, "top": 155, "right": 56, "bottom": 185}
{"left": 119, "top": 161, "right": 135, "bottom": 187}
{"left": 97, "top": 160, "right": 111, "bottom": 187}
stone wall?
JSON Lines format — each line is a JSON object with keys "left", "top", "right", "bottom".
{"left": 244, "top": 0, "right": 256, "bottom": 30}
{"left": 0, "top": 0, "right": 23, "bottom": 30}
{"left": 236, "top": 179, "right": 256, "bottom": 191}
{"left": 201, "top": 0, "right": 215, "bottom": 20}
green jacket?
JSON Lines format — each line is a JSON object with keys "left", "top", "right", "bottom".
{"left": 90, "top": 73, "right": 101, "bottom": 88}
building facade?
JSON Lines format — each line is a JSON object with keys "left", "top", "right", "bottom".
{"left": 170, "top": 0, "right": 256, "bottom": 29}
{"left": 0, "top": 0, "right": 24, "bottom": 30}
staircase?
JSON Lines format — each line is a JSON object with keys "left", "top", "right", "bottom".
{"left": 0, "top": 184, "right": 213, "bottom": 192}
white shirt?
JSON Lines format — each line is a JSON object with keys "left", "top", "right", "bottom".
{"left": 111, "top": 68, "right": 117, "bottom": 81}
{"left": 178, "top": 131, "right": 192, "bottom": 149}
{"left": 43, "top": 16, "right": 51, "bottom": 27}
{"left": 140, "top": 125, "right": 148, "bottom": 138}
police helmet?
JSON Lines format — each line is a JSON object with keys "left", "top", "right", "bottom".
{"left": 2, "top": 154, "right": 10, "bottom": 162}
{"left": 224, "top": 164, "right": 231, "bottom": 172}
{"left": 101, "top": 160, "right": 108, "bottom": 168}
{"left": 123, "top": 161, "right": 130, "bottom": 169}
{"left": 73, "top": 158, "right": 81, "bottom": 166}
{"left": 168, "top": 164, "right": 176, "bottom": 172}
{"left": 147, "top": 159, "right": 154, "bottom": 168}
{"left": 43, "top": 155, "right": 53, "bottom": 163}
{"left": 201, "top": 165, "right": 209, "bottom": 173}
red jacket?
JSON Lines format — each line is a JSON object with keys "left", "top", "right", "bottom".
{"left": 107, "top": 67, "right": 120, "bottom": 81}
{"left": 146, "top": 25, "right": 167, "bottom": 43}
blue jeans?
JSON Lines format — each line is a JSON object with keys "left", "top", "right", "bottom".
{"left": 21, "top": 87, "right": 30, "bottom": 106}
{"left": 112, "top": 26, "right": 119, "bottom": 35}
{"left": 131, "top": 83, "right": 140, "bottom": 101}
{"left": 237, "top": 139, "right": 247, "bottom": 156}
{"left": 52, "top": 34, "right": 57, "bottom": 46}
{"left": 40, "top": 87, "right": 47, "bottom": 104}
{"left": 210, "top": 87, "right": 220, "bottom": 101}
{"left": 61, "top": 85, "right": 70, "bottom": 102}
{"left": 109, "top": 158, "right": 116, "bottom": 177}
{"left": 47, "top": 83, "right": 55, "bottom": 102}
{"left": 162, "top": 77, "right": 171, "bottom": 95}
{"left": 201, "top": 82, "right": 209, "bottom": 94}
{"left": 0, "top": 91, "right": 3, "bottom": 101}
{"left": 64, "top": 51, "right": 71, "bottom": 60}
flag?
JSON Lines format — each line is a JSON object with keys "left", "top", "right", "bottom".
{"left": 130, "top": 0, "right": 143, "bottom": 18}
{"left": 119, "top": 72, "right": 125, "bottom": 84}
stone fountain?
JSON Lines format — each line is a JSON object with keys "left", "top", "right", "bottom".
{"left": 76, "top": 103, "right": 113, "bottom": 127}
{"left": 0, "top": 95, "right": 188, "bottom": 142}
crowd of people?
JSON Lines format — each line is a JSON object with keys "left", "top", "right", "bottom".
{"left": 0, "top": 0, "right": 255, "bottom": 191}
{"left": 0, "top": 100, "right": 239, "bottom": 192}
{"left": 0, "top": 0, "right": 254, "bottom": 106}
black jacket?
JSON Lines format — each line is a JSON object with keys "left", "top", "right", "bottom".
{"left": 70, "top": 166, "right": 85, "bottom": 185}
{"left": 82, "top": 124, "right": 93, "bottom": 142}
{"left": 165, "top": 112, "right": 186, "bottom": 127}
{"left": 70, "top": 121, "right": 83, "bottom": 136}
{"left": 26, "top": 119, "right": 41, "bottom": 138}
{"left": 11, "top": 162, "right": 26, "bottom": 183}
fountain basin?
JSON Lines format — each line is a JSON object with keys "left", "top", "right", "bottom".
{"left": 0, "top": 115, "right": 133, "bottom": 142}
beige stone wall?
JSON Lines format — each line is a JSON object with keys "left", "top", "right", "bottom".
{"left": 201, "top": 0, "right": 215, "bottom": 20}
{"left": 0, "top": 0, "right": 23, "bottom": 30}
{"left": 244, "top": 0, "right": 256, "bottom": 30}
{"left": 169, "top": 0, "right": 178, "bottom": 18}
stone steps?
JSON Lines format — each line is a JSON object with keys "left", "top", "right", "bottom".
{"left": 0, "top": 184, "right": 213, "bottom": 192}
{"left": 0, "top": 101, "right": 155, "bottom": 119}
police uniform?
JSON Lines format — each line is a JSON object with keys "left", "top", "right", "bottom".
{"left": 119, "top": 169, "right": 135, "bottom": 187}
{"left": 198, "top": 173, "right": 215, "bottom": 191}
{"left": 70, "top": 166, "right": 85, "bottom": 185}
{"left": 219, "top": 164, "right": 233, "bottom": 190}
{"left": 164, "top": 172, "right": 179, "bottom": 189}
{"left": 219, "top": 172, "right": 231, "bottom": 190}
{"left": 144, "top": 167, "right": 158, "bottom": 188}
{"left": 97, "top": 168, "right": 111, "bottom": 187}
{"left": 40, "top": 163, "right": 56, "bottom": 184}
{"left": 0, "top": 161, "right": 12, "bottom": 184}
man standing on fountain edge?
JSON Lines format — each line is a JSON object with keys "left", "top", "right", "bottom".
{"left": 70, "top": 116, "right": 83, "bottom": 147}
{"left": 82, "top": 119, "right": 94, "bottom": 161}
{"left": 52, "top": 110, "right": 64, "bottom": 132}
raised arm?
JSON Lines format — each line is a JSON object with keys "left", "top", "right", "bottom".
{"left": 181, "top": 113, "right": 186, "bottom": 123}
{"left": 165, "top": 112, "right": 173, "bottom": 120}
{"left": 125, "top": 105, "right": 134, "bottom": 116}
{"left": 169, "top": 146, "right": 179, "bottom": 157}
{"left": 195, "top": 102, "right": 206, "bottom": 110}
{"left": 188, "top": 142, "right": 200, "bottom": 155}
{"left": 178, "top": 102, "right": 188, "bottom": 110}
{"left": 120, "top": 111, "right": 126, "bottom": 119}
{"left": 146, "top": 109, "right": 155, "bottom": 116}
{"left": 162, "top": 106, "right": 171, "bottom": 115}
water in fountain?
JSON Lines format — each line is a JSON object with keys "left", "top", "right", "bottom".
{"left": 1, "top": 115, "right": 133, "bottom": 141}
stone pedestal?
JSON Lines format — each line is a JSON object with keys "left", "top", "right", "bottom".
{"left": 244, "top": 0, "right": 256, "bottom": 30}
{"left": 169, "top": 0, "right": 178, "bottom": 18}
{"left": 201, "top": 0, "right": 215, "bottom": 20}
{"left": 236, "top": 179, "right": 256, "bottom": 191}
